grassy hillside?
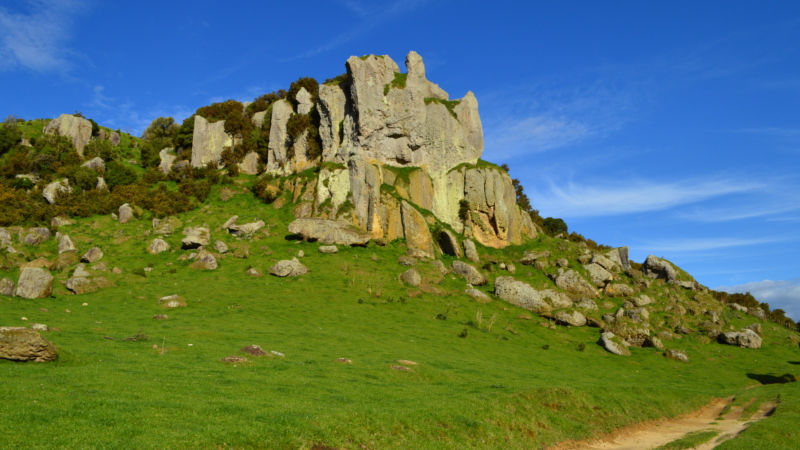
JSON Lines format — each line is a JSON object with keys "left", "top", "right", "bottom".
{"left": 2, "top": 181, "right": 799, "bottom": 448}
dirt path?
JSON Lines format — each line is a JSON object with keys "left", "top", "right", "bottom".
{"left": 552, "top": 397, "right": 777, "bottom": 450}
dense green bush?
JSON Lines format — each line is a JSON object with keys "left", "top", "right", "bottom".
{"left": 542, "top": 217, "right": 567, "bottom": 236}
{"left": 175, "top": 115, "right": 195, "bottom": 158}
{"left": 142, "top": 117, "right": 178, "bottom": 141}
{"left": 105, "top": 160, "right": 138, "bottom": 188}
{"left": 288, "top": 77, "right": 319, "bottom": 107}
{"left": 68, "top": 166, "right": 99, "bottom": 191}
{"left": 245, "top": 91, "right": 286, "bottom": 115}
{"left": 253, "top": 176, "right": 280, "bottom": 203}
{"left": 0, "top": 121, "right": 22, "bottom": 156}
{"left": 196, "top": 100, "right": 248, "bottom": 137}
{"left": 83, "top": 138, "right": 116, "bottom": 161}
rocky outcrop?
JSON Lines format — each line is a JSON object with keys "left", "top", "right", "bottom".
{"left": 0, "top": 327, "right": 58, "bottom": 362}
{"left": 159, "top": 148, "right": 177, "bottom": 174}
{"left": 555, "top": 270, "right": 598, "bottom": 298}
{"left": 718, "top": 329, "right": 763, "bottom": 349}
{"left": 238, "top": 152, "right": 260, "bottom": 175}
{"left": 494, "top": 276, "right": 572, "bottom": 313}
{"left": 400, "top": 201, "right": 435, "bottom": 258}
{"left": 266, "top": 100, "right": 293, "bottom": 173}
{"left": 643, "top": 255, "right": 678, "bottom": 282}
{"left": 191, "top": 115, "right": 232, "bottom": 168}
{"left": 15, "top": 268, "right": 53, "bottom": 299}
{"left": 288, "top": 218, "right": 370, "bottom": 246}
{"left": 44, "top": 114, "right": 92, "bottom": 157}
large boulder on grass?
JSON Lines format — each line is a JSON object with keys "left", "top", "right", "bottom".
{"left": 451, "top": 260, "right": 486, "bottom": 285}
{"left": 15, "top": 268, "right": 53, "bottom": 299}
{"left": 555, "top": 269, "right": 598, "bottom": 298}
{"left": 0, "top": 327, "right": 58, "bottom": 362}
{"left": 400, "top": 268, "right": 421, "bottom": 287}
{"left": 81, "top": 247, "right": 104, "bottom": 263}
{"left": 599, "top": 331, "right": 631, "bottom": 356}
{"left": 118, "top": 203, "right": 134, "bottom": 224}
{"left": 181, "top": 227, "right": 210, "bottom": 249}
{"left": 288, "top": 218, "right": 370, "bottom": 246}
{"left": 718, "top": 329, "right": 763, "bottom": 349}
{"left": 147, "top": 238, "right": 170, "bottom": 255}
{"left": 643, "top": 255, "right": 678, "bottom": 282}
{"left": 494, "top": 276, "right": 571, "bottom": 313}
{"left": 269, "top": 258, "right": 308, "bottom": 277}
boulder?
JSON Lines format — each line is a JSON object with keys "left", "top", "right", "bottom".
{"left": 43, "top": 114, "right": 92, "bottom": 156}
{"left": 745, "top": 323, "right": 763, "bottom": 336}
{"left": 238, "top": 152, "right": 260, "bottom": 175}
{"left": 57, "top": 234, "right": 76, "bottom": 254}
{"left": 158, "top": 147, "right": 177, "bottom": 175}
{"left": 296, "top": 87, "right": 313, "bottom": 115}
{"left": 72, "top": 264, "right": 91, "bottom": 278}
{"left": 718, "top": 329, "right": 763, "bottom": 349}
{"left": 643, "top": 255, "right": 678, "bottom": 282}
{"left": 147, "top": 238, "right": 170, "bottom": 255}
{"left": 463, "top": 239, "right": 479, "bottom": 263}
{"left": 599, "top": 332, "right": 631, "bottom": 356}
{"left": 400, "top": 201, "right": 435, "bottom": 258}
{"left": 604, "top": 283, "right": 635, "bottom": 297}
{"left": 575, "top": 298, "right": 598, "bottom": 311}
{"left": 96, "top": 177, "right": 107, "bottom": 190}
{"left": 191, "top": 250, "right": 218, "bottom": 270}
{"left": 15, "top": 268, "right": 53, "bottom": 299}
{"left": 0, "top": 327, "right": 58, "bottom": 362}
{"left": 553, "top": 310, "right": 587, "bottom": 327}
{"left": 118, "top": 203, "right": 134, "bottom": 224}
{"left": 644, "top": 335, "right": 665, "bottom": 351}
{"left": 591, "top": 253, "right": 618, "bottom": 272}
{"left": 555, "top": 270, "right": 598, "bottom": 298}
{"left": 269, "top": 258, "right": 308, "bottom": 277}
{"left": 604, "top": 246, "right": 631, "bottom": 270}
{"left": 245, "top": 267, "right": 262, "bottom": 277}
{"left": 181, "top": 227, "right": 210, "bottom": 249}
{"left": 65, "top": 277, "right": 98, "bottom": 294}
{"left": 664, "top": 349, "right": 689, "bottom": 363}
{"left": 465, "top": 288, "right": 490, "bottom": 302}
{"left": 748, "top": 307, "right": 767, "bottom": 321}
{"left": 729, "top": 303, "right": 748, "bottom": 312}
{"left": 451, "top": 260, "right": 486, "bottom": 286}
{"left": 214, "top": 240, "right": 229, "bottom": 254}
{"left": 0, "top": 278, "right": 14, "bottom": 296}
{"left": 228, "top": 220, "right": 265, "bottom": 237}
{"left": 520, "top": 250, "right": 549, "bottom": 265}
{"left": 400, "top": 268, "right": 421, "bottom": 287}
{"left": 23, "top": 227, "right": 51, "bottom": 246}
{"left": 632, "top": 294, "right": 654, "bottom": 307}
{"left": 43, "top": 179, "right": 71, "bottom": 204}
{"left": 191, "top": 115, "right": 232, "bottom": 168}
{"left": 81, "top": 157, "right": 105, "bottom": 172}
{"left": 584, "top": 263, "right": 613, "bottom": 287}
{"left": 318, "top": 245, "right": 338, "bottom": 254}
{"left": 153, "top": 216, "right": 181, "bottom": 235}
{"left": 494, "top": 276, "right": 570, "bottom": 313}
{"left": 288, "top": 218, "right": 370, "bottom": 246}
{"left": 81, "top": 247, "right": 104, "bottom": 263}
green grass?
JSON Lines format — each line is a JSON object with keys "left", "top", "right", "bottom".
{"left": 1, "top": 183, "right": 800, "bottom": 448}
{"left": 657, "top": 430, "right": 719, "bottom": 449}
{"left": 384, "top": 72, "right": 408, "bottom": 96}
{"left": 424, "top": 97, "right": 461, "bottom": 120}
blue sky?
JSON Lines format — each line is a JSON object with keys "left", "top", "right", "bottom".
{"left": 1, "top": 1, "right": 799, "bottom": 318}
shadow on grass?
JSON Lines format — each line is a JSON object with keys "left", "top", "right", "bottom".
{"left": 788, "top": 361, "right": 800, "bottom": 365}
{"left": 747, "top": 373, "right": 798, "bottom": 385}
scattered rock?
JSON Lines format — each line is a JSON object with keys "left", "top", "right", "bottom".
{"left": 81, "top": 247, "right": 104, "bottom": 263}
{"left": 318, "top": 245, "right": 338, "bottom": 254}
{"left": 152, "top": 314, "right": 169, "bottom": 320}
{"left": 400, "top": 268, "right": 421, "bottom": 287}
{"left": 463, "top": 239, "right": 479, "bottom": 263}
{"left": 718, "top": 329, "right": 763, "bottom": 349}
{"left": 23, "top": 227, "right": 52, "bottom": 246}
{"left": 398, "top": 255, "right": 417, "bottom": 266}
{"left": 465, "top": 288, "right": 490, "bottom": 302}
{"left": 65, "top": 277, "right": 97, "bottom": 295}
{"left": 190, "top": 250, "right": 218, "bottom": 270}
{"left": 494, "top": 276, "right": 569, "bottom": 313}
{"left": 15, "top": 268, "right": 53, "bottom": 299}
{"left": 118, "top": 203, "right": 134, "bottom": 224}
{"left": 599, "top": 331, "right": 631, "bottom": 356}
{"left": 148, "top": 238, "right": 170, "bottom": 254}
{"left": 181, "top": 227, "right": 210, "bottom": 249}
{"left": 240, "top": 345, "right": 267, "bottom": 356}
{"left": 451, "top": 260, "right": 486, "bottom": 285}
{"left": 269, "top": 258, "right": 308, "bottom": 277}
{"left": 604, "top": 283, "right": 635, "bottom": 297}
{"left": 245, "top": 267, "right": 262, "bottom": 277}
{"left": 432, "top": 260, "right": 448, "bottom": 276}
{"left": 729, "top": 303, "right": 748, "bottom": 312}
{"left": 632, "top": 295, "right": 654, "bottom": 307}
{"left": 748, "top": 307, "right": 767, "bottom": 321}
{"left": 57, "top": 234, "right": 76, "bottom": 254}
{"left": 584, "top": 263, "right": 613, "bottom": 287}
{"left": 50, "top": 216, "right": 74, "bottom": 228}
{"left": 664, "top": 349, "right": 689, "bottom": 363}
{"left": 159, "top": 295, "right": 187, "bottom": 309}
{"left": 335, "top": 358, "right": 353, "bottom": 364}
{"left": 228, "top": 220, "right": 265, "bottom": 237}
{"left": 520, "top": 250, "right": 549, "bottom": 265}
{"left": 575, "top": 298, "right": 598, "bottom": 311}
{"left": 31, "top": 323, "right": 48, "bottom": 332}
{"left": 214, "top": 240, "right": 229, "bottom": 254}
{"left": 745, "top": 323, "right": 763, "bottom": 336}
{"left": 221, "top": 356, "right": 248, "bottom": 364}
{"left": 0, "top": 278, "right": 14, "bottom": 296}
{"left": 555, "top": 270, "right": 598, "bottom": 298}
{"left": 0, "top": 327, "right": 58, "bottom": 362}
{"left": 644, "top": 335, "right": 665, "bottom": 351}
{"left": 643, "top": 255, "right": 678, "bottom": 282}
{"left": 553, "top": 310, "right": 587, "bottom": 327}
{"left": 288, "top": 218, "right": 371, "bottom": 246}
{"left": 391, "top": 365, "right": 413, "bottom": 372}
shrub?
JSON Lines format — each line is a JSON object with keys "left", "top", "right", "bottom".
{"left": 179, "top": 179, "right": 211, "bottom": 203}
{"left": 542, "top": 217, "right": 568, "bottom": 236}
{"left": 196, "top": 100, "right": 248, "bottom": 137}
{"left": 142, "top": 167, "right": 164, "bottom": 184}
{"left": 142, "top": 117, "right": 178, "bottom": 141}
{"left": 458, "top": 199, "right": 470, "bottom": 222}
{"left": 83, "top": 138, "right": 116, "bottom": 161}
{"left": 253, "top": 177, "right": 280, "bottom": 203}
{"left": 68, "top": 166, "right": 99, "bottom": 191}
{"left": 175, "top": 115, "right": 195, "bottom": 153}
{"left": 105, "top": 161, "right": 138, "bottom": 188}
{"left": 0, "top": 121, "right": 22, "bottom": 156}
{"left": 288, "top": 77, "right": 319, "bottom": 107}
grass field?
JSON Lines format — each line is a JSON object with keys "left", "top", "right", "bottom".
{"left": 2, "top": 183, "right": 799, "bottom": 448}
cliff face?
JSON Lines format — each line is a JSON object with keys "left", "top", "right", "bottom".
{"left": 190, "top": 51, "right": 537, "bottom": 249}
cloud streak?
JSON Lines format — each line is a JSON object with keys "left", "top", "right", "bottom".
{"left": 528, "top": 177, "right": 762, "bottom": 218}
{"left": 640, "top": 236, "right": 786, "bottom": 254}
{"left": 0, "top": 0, "right": 86, "bottom": 73}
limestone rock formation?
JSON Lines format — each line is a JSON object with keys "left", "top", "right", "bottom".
{"left": 288, "top": 218, "right": 370, "bottom": 246}
{"left": 400, "top": 201, "right": 435, "bottom": 258}
{"left": 0, "top": 327, "right": 58, "bottom": 362}
{"left": 191, "top": 115, "right": 232, "bottom": 168}
{"left": 159, "top": 148, "right": 177, "bottom": 174}
{"left": 494, "top": 276, "right": 571, "bottom": 314}
{"left": 15, "top": 268, "right": 53, "bottom": 299}
{"left": 238, "top": 152, "right": 260, "bottom": 175}
{"left": 643, "top": 255, "right": 678, "bottom": 282}
{"left": 44, "top": 114, "right": 92, "bottom": 157}
{"left": 266, "top": 100, "right": 293, "bottom": 173}
{"left": 118, "top": 203, "right": 134, "bottom": 224}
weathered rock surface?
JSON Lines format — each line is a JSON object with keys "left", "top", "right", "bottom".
{"left": 400, "top": 201, "right": 435, "bottom": 258}
{"left": 65, "top": 276, "right": 111, "bottom": 295}
{"left": 191, "top": 250, "right": 218, "bottom": 270}
{"left": 465, "top": 288, "right": 490, "bottom": 302}
{"left": 81, "top": 247, "right": 104, "bottom": 263}
{"left": 599, "top": 332, "right": 631, "bottom": 356}
{"left": 0, "top": 327, "right": 58, "bottom": 362}
{"left": 296, "top": 87, "right": 313, "bottom": 115}
{"left": 584, "top": 263, "right": 613, "bottom": 287}
{"left": 0, "top": 278, "right": 14, "bottom": 296}
{"left": 57, "top": 234, "right": 76, "bottom": 254}
{"left": 23, "top": 227, "right": 51, "bottom": 246}
{"left": 643, "top": 255, "right": 678, "bottom": 282}
{"left": 718, "top": 329, "right": 763, "bottom": 349}
{"left": 118, "top": 203, "right": 134, "bottom": 224}
{"left": 436, "top": 229, "right": 461, "bottom": 257}
{"left": 147, "top": 238, "right": 170, "bottom": 254}
{"left": 228, "top": 220, "right": 265, "bottom": 237}
{"left": 554, "top": 310, "right": 587, "bottom": 327}
{"left": 81, "top": 157, "right": 105, "bottom": 172}
{"left": 43, "top": 179, "right": 71, "bottom": 204}
{"left": 191, "top": 115, "right": 232, "bottom": 168}
{"left": 182, "top": 227, "right": 210, "bottom": 249}
{"left": 451, "top": 261, "right": 486, "bottom": 286}
{"left": 214, "top": 240, "right": 228, "bottom": 253}
{"left": 494, "top": 276, "right": 571, "bottom": 313}
{"left": 238, "top": 152, "right": 260, "bottom": 175}
{"left": 555, "top": 270, "right": 598, "bottom": 298}
{"left": 266, "top": 100, "right": 293, "bottom": 173}
{"left": 463, "top": 239, "right": 479, "bottom": 263}
{"left": 604, "top": 283, "right": 635, "bottom": 297}
{"left": 288, "top": 218, "right": 370, "bottom": 246}
{"left": 318, "top": 245, "right": 338, "bottom": 254}
{"left": 15, "top": 268, "right": 53, "bottom": 299}
{"left": 400, "top": 268, "right": 421, "bottom": 287}
{"left": 44, "top": 114, "right": 92, "bottom": 156}
{"left": 269, "top": 258, "right": 308, "bottom": 277}
{"left": 159, "top": 148, "right": 177, "bottom": 174}
{"left": 664, "top": 349, "right": 689, "bottom": 362}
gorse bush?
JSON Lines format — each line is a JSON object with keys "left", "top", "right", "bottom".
{"left": 105, "top": 160, "right": 138, "bottom": 188}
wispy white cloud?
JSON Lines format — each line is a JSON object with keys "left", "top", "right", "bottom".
{"left": 641, "top": 236, "right": 786, "bottom": 254}
{"left": 717, "top": 278, "right": 800, "bottom": 320}
{"left": 0, "top": 0, "right": 87, "bottom": 73}
{"left": 677, "top": 204, "right": 800, "bottom": 223}
{"left": 528, "top": 177, "right": 762, "bottom": 218}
